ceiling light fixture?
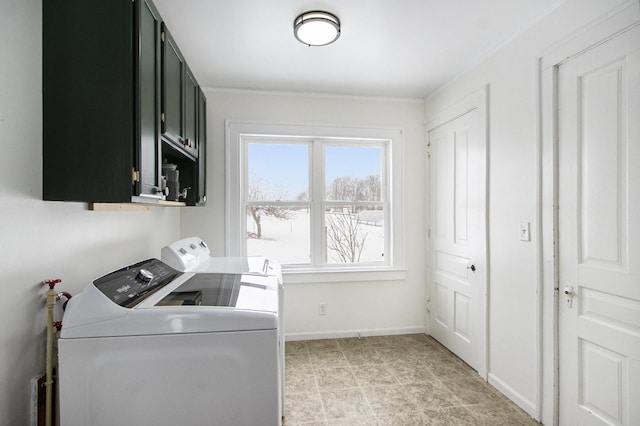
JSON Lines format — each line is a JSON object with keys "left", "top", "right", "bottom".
{"left": 293, "top": 11, "right": 341, "bottom": 47}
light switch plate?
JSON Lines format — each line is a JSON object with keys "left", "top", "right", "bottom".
{"left": 520, "top": 222, "right": 531, "bottom": 242}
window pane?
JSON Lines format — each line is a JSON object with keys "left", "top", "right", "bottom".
{"left": 247, "top": 206, "right": 310, "bottom": 265}
{"left": 325, "top": 145, "right": 382, "bottom": 201}
{"left": 324, "top": 206, "right": 385, "bottom": 264}
{"left": 248, "top": 143, "right": 309, "bottom": 201}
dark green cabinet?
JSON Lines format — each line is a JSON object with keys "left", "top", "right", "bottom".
{"left": 196, "top": 88, "right": 207, "bottom": 205}
{"left": 137, "top": 0, "right": 163, "bottom": 199}
{"left": 161, "top": 25, "right": 184, "bottom": 152}
{"left": 185, "top": 66, "right": 199, "bottom": 158}
{"left": 161, "top": 25, "right": 199, "bottom": 159}
{"left": 43, "top": 0, "right": 206, "bottom": 206}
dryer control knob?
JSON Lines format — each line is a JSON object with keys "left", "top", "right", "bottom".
{"left": 137, "top": 269, "right": 154, "bottom": 283}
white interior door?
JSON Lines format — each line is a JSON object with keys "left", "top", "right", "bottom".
{"left": 558, "top": 25, "right": 640, "bottom": 426}
{"left": 428, "top": 102, "right": 487, "bottom": 376}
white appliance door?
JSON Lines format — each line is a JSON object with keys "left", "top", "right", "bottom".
{"left": 59, "top": 330, "right": 281, "bottom": 426}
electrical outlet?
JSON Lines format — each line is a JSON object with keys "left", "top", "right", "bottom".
{"left": 318, "top": 303, "right": 328, "bottom": 315}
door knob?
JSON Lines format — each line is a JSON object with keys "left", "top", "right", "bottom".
{"left": 563, "top": 286, "right": 576, "bottom": 308}
{"left": 467, "top": 264, "right": 476, "bottom": 272}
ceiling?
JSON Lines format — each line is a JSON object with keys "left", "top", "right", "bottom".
{"left": 152, "top": 0, "right": 563, "bottom": 99}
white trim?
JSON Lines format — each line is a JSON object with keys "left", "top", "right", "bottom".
{"left": 539, "top": 0, "right": 640, "bottom": 69}
{"left": 206, "top": 86, "right": 425, "bottom": 105}
{"left": 534, "top": 55, "right": 545, "bottom": 423}
{"left": 284, "top": 267, "right": 407, "bottom": 284}
{"left": 226, "top": 120, "right": 406, "bottom": 276}
{"left": 488, "top": 373, "right": 538, "bottom": 419}
{"left": 285, "top": 326, "right": 425, "bottom": 342}
{"left": 425, "top": 0, "right": 568, "bottom": 105}
{"left": 424, "top": 85, "right": 489, "bottom": 381}
{"left": 538, "top": 3, "right": 640, "bottom": 425}
{"left": 424, "top": 87, "right": 488, "bottom": 130}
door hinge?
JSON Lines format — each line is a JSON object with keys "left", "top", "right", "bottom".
{"left": 161, "top": 31, "right": 165, "bottom": 42}
{"left": 426, "top": 298, "right": 431, "bottom": 313}
{"left": 161, "top": 112, "right": 165, "bottom": 123}
{"left": 132, "top": 168, "right": 140, "bottom": 184}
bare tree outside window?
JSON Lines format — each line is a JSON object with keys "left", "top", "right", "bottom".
{"left": 325, "top": 212, "right": 368, "bottom": 263}
{"left": 247, "top": 177, "right": 292, "bottom": 239}
{"left": 362, "top": 175, "right": 381, "bottom": 201}
{"left": 323, "top": 174, "right": 382, "bottom": 262}
{"left": 326, "top": 175, "right": 381, "bottom": 202}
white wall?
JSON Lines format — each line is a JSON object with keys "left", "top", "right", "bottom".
{"left": 423, "top": 0, "right": 631, "bottom": 421}
{"left": 0, "top": 1, "right": 182, "bottom": 424}
{"left": 180, "top": 90, "right": 427, "bottom": 339}
{"left": 4, "top": 0, "right": 625, "bottom": 423}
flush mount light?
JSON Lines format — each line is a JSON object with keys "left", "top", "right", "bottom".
{"left": 294, "top": 11, "right": 341, "bottom": 46}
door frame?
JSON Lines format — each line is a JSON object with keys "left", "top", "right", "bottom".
{"left": 425, "top": 85, "right": 489, "bottom": 380}
{"left": 538, "top": 3, "right": 640, "bottom": 425}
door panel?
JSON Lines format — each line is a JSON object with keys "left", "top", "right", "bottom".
{"left": 454, "top": 130, "right": 469, "bottom": 243}
{"left": 137, "top": 0, "right": 161, "bottom": 198}
{"left": 161, "top": 24, "right": 184, "bottom": 147}
{"left": 184, "top": 66, "right": 199, "bottom": 158}
{"left": 429, "top": 106, "right": 486, "bottom": 373}
{"left": 196, "top": 88, "right": 207, "bottom": 205}
{"left": 558, "top": 26, "right": 639, "bottom": 426}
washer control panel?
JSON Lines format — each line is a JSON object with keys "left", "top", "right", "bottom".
{"left": 93, "top": 259, "right": 181, "bottom": 308}
{"left": 161, "top": 237, "right": 210, "bottom": 271}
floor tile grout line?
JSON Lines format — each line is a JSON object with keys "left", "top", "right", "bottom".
{"left": 310, "top": 355, "right": 329, "bottom": 425}
{"left": 286, "top": 335, "right": 538, "bottom": 424}
{"left": 343, "top": 348, "right": 381, "bottom": 423}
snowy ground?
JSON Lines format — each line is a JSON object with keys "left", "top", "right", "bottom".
{"left": 247, "top": 210, "right": 384, "bottom": 265}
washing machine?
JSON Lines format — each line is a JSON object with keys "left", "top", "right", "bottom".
{"left": 161, "top": 237, "right": 285, "bottom": 414}
{"left": 58, "top": 257, "right": 282, "bottom": 426}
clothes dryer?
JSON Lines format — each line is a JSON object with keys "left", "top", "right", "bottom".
{"left": 58, "top": 258, "right": 282, "bottom": 426}
{"left": 161, "top": 237, "right": 286, "bottom": 414}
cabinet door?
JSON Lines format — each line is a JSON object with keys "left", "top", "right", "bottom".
{"left": 136, "top": 0, "right": 162, "bottom": 199}
{"left": 196, "top": 88, "right": 207, "bottom": 205}
{"left": 183, "top": 66, "right": 199, "bottom": 158}
{"left": 43, "top": 0, "right": 135, "bottom": 202}
{"left": 161, "top": 24, "right": 185, "bottom": 151}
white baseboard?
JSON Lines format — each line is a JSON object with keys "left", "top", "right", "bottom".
{"left": 285, "top": 326, "right": 425, "bottom": 341}
{"left": 488, "top": 373, "right": 538, "bottom": 420}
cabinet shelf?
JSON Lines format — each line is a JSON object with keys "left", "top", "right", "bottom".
{"left": 88, "top": 200, "right": 186, "bottom": 211}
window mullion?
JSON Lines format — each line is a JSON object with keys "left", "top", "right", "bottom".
{"left": 311, "top": 139, "right": 324, "bottom": 266}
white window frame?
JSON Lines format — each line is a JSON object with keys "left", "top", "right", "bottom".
{"left": 226, "top": 120, "right": 406, "bottom": 283}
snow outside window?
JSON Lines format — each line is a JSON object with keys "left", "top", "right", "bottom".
{"left": 226, "top": 121, "right": 406, "bottom": 283}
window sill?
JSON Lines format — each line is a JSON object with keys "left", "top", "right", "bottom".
{"left": 282, "top": 266, "right": 407, "bottom": 284}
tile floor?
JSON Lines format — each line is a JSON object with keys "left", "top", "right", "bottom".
{"left": 284, "top": 334, "right": 540, "bottom": 425}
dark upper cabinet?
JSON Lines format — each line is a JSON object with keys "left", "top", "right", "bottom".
{"left": 137, "top": 0, "right": 163, "bottom": 199}
{"left": 43, "top": 0, "right": 206, "bottom": 206}
{"left": 196, "top": 88, "right": 207, "bottom": 205}
{"left": 161, "top": 25, "right": 184, "bottom": 150}
{"left": 185, "top": 66, "right": 199, "bottom": 157}
{"left": 161, "top": 25, "right": 198, "bottom": 159}
{"left": 43, "top": 0, "right": 140, "bottom": 202}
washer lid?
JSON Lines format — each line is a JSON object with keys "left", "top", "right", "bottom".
{"left": 140, "top": 272, "right": 278, "bottom": 312}
{"left": 60, "top": 259, "right": 279, "bottom": 339}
